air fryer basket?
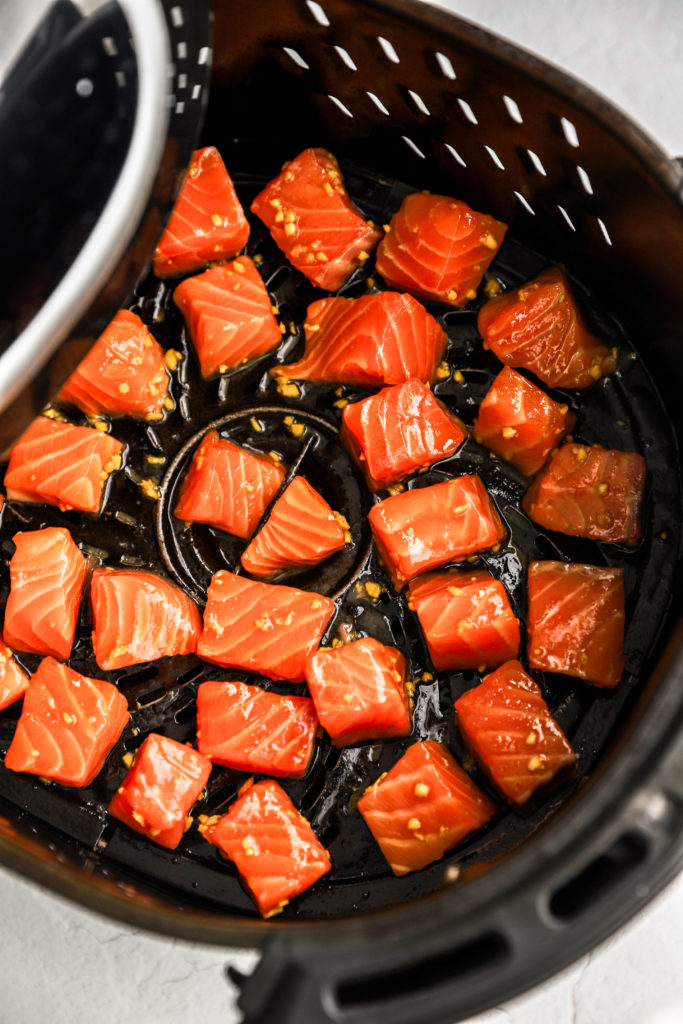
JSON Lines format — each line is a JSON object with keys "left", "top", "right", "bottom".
{"left": 1, "top": 2, "right": 683, "bottom": 1023}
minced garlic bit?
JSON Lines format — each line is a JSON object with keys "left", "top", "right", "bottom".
{"left": 122, "top": 752, "right": 134, "bottom": 768}
{"left": 414, "top": 782, "right": 430, "bottom": 798}
{"left": 357, "top": 250, "right": 369, "bottom": 263}
{"left": 421, "top": 671, "right": 433, "bottom": 682}
{"left": 527, "top": 755, "right": 543, "bottom": 772}
{"left": 448, "top": 586, "right": 464, "bottom": 597}
{"left": 597, "top": 512, "right": 611, "bottom": 527}
{"left": 572, "top": 446, "right": 588, "bottom": 464}
{"left": 525, "top": 731, "right": 537, "bottom": 747}
{"left": 118, "top": 382, "right": 130, "bottom": 394}
{"left": 164, "top": 348, "right": 183, "bottom": 372}
{"left": 436, "top": 361, "right": 450, "bottom": 380}
{"left": 597, "top": 482, "right": 609, "bottom": 495}
{"left": 333, "top": 398, "right": 348, "bottom": 409}
{"left": 387, "top": 483, "right": 404, "bottom": 495}
{"left": 559, "top": 404, "right": 569, "bottom": 416}
{"left": 147, "top": 411, "right": 164, "bottom": 421}
{"left": 146, "top": 455, "right": 165, "bottom": 465}
{"left": 211, "top": 213, "right": 223, "bottom": 226}
{"left": 250, "top": 416, "right": 264, "bottom": 433}
{"left": 277, "top": 380, "right": 301, "bottom": 399}
{"left": 311, "top": 599, "right": 322, "bottom": 610}
{"left": 453, "top": 369, "right": 465, "bottom": 384}
{"left": 466, "top": 289, "right": 477, "bottom": 301}
{"left": 343, "top": 692, "right": 353, "bottom": 704}
{"left": 232, "top": 260, "right": 246, "bottom": 274}
{"left": 364, "top": 581, "right": 382, "bottom": 600}
{"left": 484, "top": 278, "right": 501, "bottom": 298}
{"left": 407, "top": 817, "right": 421, "bottom": 831}
{"left": 283, "top": 415, "right": 305, "bottom": 437}
{"left": 89, "top": 417, "right": 109, "bottom": 432}
{"left": 501, "top": 426, "right": 518, "bottom": 439}
{"left": 254, "top": 615, "right": 273, "bottom": 632}
{"left": 139, "top": 479, "right": 160, "bottom": 500}
{"left": 268, "top": 451, "right": 282, "bottom": 464}
{"left": 264, "top": 900, "right": 289, "bottom": 919}
{"left": 163, "top": 397, "right": 174, "bottom": 411}
{"left": 62, "top": 712, "right": 75, "bottom": 725}
{"left": 100, "top": 453, "right": 122, "bottom": 483}
{"left": 482, "top": 233, "right": 498, "bottom": 250}
{"left": 452, "top": 505, "right": 469, "bottom": 515}
{"left": 132, "top": 811, "right": 146, "bottom": 826}
{"left": 334, "top": 511, "right": 350, "bottom": 531}
{"left": 446, "top": 289, "right": 458, "bottom": 302}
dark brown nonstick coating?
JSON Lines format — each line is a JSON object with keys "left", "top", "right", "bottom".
{"left": 0, "top": 152, "right": 679, "bottom": 921}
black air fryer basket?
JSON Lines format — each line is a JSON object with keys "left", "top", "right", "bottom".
{"left": 1, "top": 2, "right": 683, "bottom": 1023}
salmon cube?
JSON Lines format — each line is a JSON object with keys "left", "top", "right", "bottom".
{"left": 3, "top": 527, "right": 86, "bottom": 661}
{"left": 59, "top": 310, "right": 169, "bottom": 419}
{"left": 251, "top": 147, "right": 381, "bottom": 291}
{"left": 174, "top": 430, "right": 285, "bottom": 541}
{"left": 358, "top": 739, "right": 496, "bottom": 875}
{"left": 376, "top": 193, "right": 507, "bottom": 307}
{"left": 523, "top": 443, "right": 646, "bottom": 543}
{"left": 477, "top": 267, "right": 616, "bottom": 389}
{"left": 197, "top": 571, "right": 335, "bottom": 683}
{"left": 527, "top": 561, "right": 625, "bottom": 688}
{"left": 174, "top": 256, "right": 281, "bottom": 377}
{"left": 241, "top": 476, "right": 346, "bottom": 578}
{"left": 304, "top": 638, "right": 411, "bottom": 747}
{"left": 455, "top": 660, "right": 576, "bottom": 807}
{"left": 340, "top": 378, "right": 466, "bottom": 491}
{"left": 4, "top": 416, "right": 125, "bottom": 514}
{"left": 271, "top": 292, "right": 447, "bottom": 389}
{"left": 369, "top": 475, "right": 506, "bottom": 589}
{"left": 5, "top": 657, "right": 129, "bottom": 787}
{"left": 108, "top": 733, "right": 211, "bottom": 849}
{"left": 199, "top": 779, "right": 331, "bottom": 917}
{"left": 408, "top": 569, "right": 520, "bottom": 672}
{"left": 153, "top": 146, "right": 250, "bottom": 278}
{"left": 0, "top": 641, "right": 30, "bottom": 713}
{"left": 91, "top": 568, "right": 202, "bottom": 671}
{"left": 473, "top": 367, "right": 575, "bottom": 476}
{"left": 196, "top": 679, "right": 318, "bottom": 778}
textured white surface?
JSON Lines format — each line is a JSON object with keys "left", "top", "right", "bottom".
{"left": 1, "top": 1, "right": 682, "bottom": 1022}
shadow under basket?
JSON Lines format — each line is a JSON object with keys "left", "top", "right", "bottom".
{"left": 2, "top": 2, "right": 683, "bottom": 1023}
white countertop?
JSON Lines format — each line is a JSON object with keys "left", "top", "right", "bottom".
{"left": 1, "top": 1, "right": 682, "bottom": 1022}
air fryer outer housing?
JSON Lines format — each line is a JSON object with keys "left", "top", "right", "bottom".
{"left": 0, "top": 3, "right": 682, "bottom": 1023}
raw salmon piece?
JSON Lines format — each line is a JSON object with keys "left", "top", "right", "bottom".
{"left": 408, "top": 569, "right": 520, "bottom": 672}
{"left": 5, "top": 657, "right": 129, "bottom": 787}
{"left": 199, "top": 779, "right": 331, "bottom": 917}
{"left": 478, "top": 268, "right": 616, "bottom": 389}
{"left": 4, "top": 416, "right": 125, "bottom": 514}
{"left": 304, "top": 637, "right": 411, "bottom": 747}
{"left": 91, "top": 568, "right": 202, "bottom": 671}
{"left": 527, "top": 561, "right": 625, "bottom": 688}
{"left": 197, "top": 571, "right": 335, "bottom": 683}
{"left": 108, "top": 733, "right": 211, "bottom": 849}
{"left": 174, "top": 430, "right": 285, "bottom": 541}
{"left": 270, "top": 292, "right": 447, "bottom": 389}
{"left": 251, "top": 147, "right": 381, "bottom": 291}
{"left": 153, "top": 146, "right": 250, "bottom": 278}
{"left": 58, "top": 310, "right": 169, "bottom": 419}
{"left": 3, "top": 527, "right": 86, "bottom": 661}
{"left": 455, "top": 660, "right": 576, "bottom": 807}
{"left": 358, "top": 739, "right": 496, "bottom": 876}
{"left": 369, "top": 475, "right": 506, "bottom": 589}
{"left": 376, "top": 193, "right": 507, "bottom": 308}
{"left": 173, "top": 256, "right": 282, "bottom": 377}
{"left": 241, "top": 476, "right": 346, "bottom": 578}
{"left": 473, "top": 367, "right": 575, "bottom": 476}
{"left": 523, "top": 443, "right": 646, "bottom": 543}
{"left": 196, "top": 679, "right": 318, "bottom": 778}
{"left": 0, "top": 641, "right": 30, "bottom": 713}
{"left": 340, "top": 378, "right": 466, "bottom": 491}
